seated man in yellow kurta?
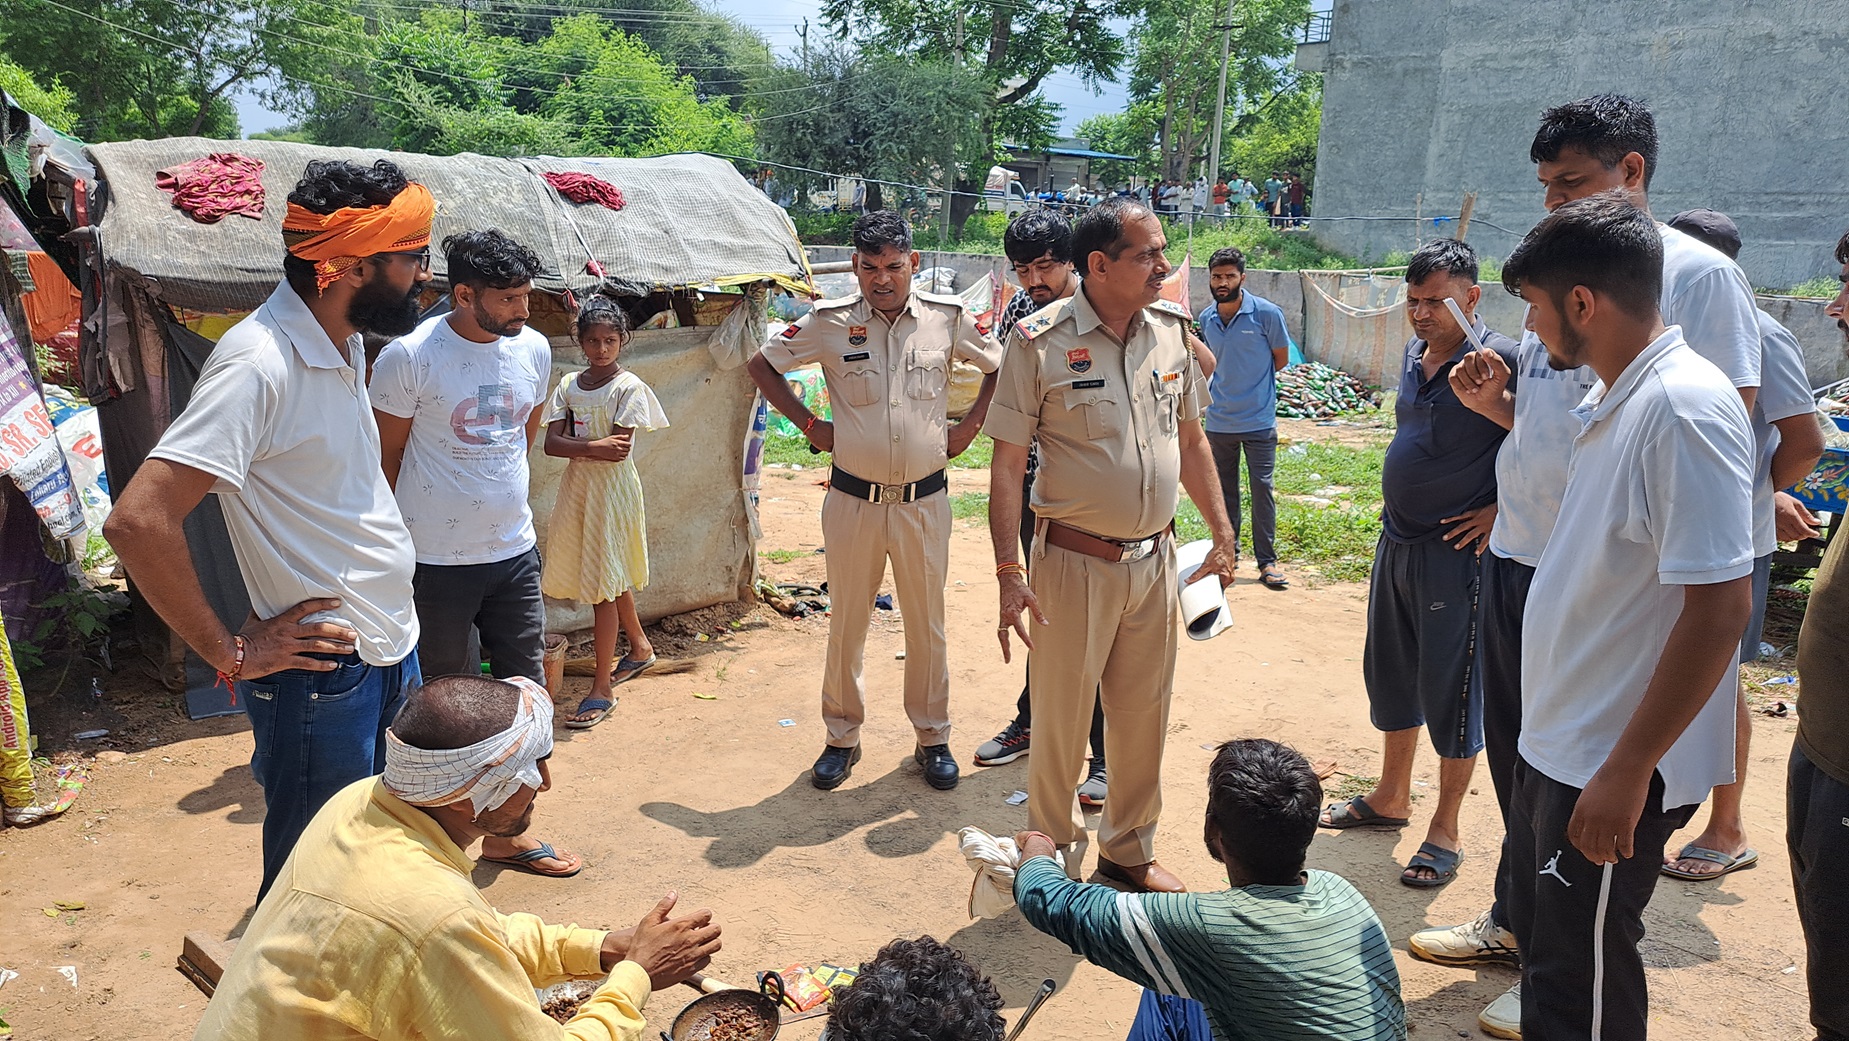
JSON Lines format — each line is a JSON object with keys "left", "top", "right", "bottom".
{"left": 193, "top": 674, "right": 722, "bottom": 1040}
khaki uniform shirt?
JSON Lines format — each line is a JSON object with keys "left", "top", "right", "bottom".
{"left": 761, "top": 291, "right": 1003, "bottom": 486}
{"left": 987, "top": 287, "right": 1204, "bottom": 540}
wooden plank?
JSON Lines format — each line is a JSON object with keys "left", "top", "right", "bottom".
{"left": 177, "top": 932, "right": 238, "bottom": 997}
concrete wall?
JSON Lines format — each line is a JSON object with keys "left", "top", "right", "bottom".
{"left": 805, "top": 245, "right": 1848, "bottom": 383}
{"left": 1311, "top": 0, "right": 1849, "bottom": 291}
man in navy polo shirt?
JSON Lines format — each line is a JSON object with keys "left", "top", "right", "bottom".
{"left": 1199, "top": 247, "right": 1293, "bottom": 588}
{"left": 1320, "top": 239, "right": 1517, "bottom": 893}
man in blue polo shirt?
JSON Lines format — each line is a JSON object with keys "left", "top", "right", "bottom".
{"left": 1320, "top": 239, "right": 1517, "bottom": 893}
{"left": 1199, "top": 247, "right": 1293, "bottom": 588}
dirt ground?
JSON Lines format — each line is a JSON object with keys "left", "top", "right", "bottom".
{"left": 0, "top": 460, "right": 1815, "bottom": 1040}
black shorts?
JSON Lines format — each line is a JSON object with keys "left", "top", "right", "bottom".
{"left": 1361, "top": 534, "right": 1485, "bottom": 758}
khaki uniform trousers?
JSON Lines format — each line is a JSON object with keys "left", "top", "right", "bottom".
{"left": 1027, "top": 533, "right": 1179, "bottom": 873}
{"left": 819, "top": 487, "right": 953, "bottom": 748}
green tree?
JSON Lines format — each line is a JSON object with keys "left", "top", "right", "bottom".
{"left": 752, "top": 43, "right": 988, "bottom": 214}
{"left": 1076, "top": 103, "right": 1161, "bottom": 186}
{"left": 0, "top": 57, "right": 79, "bottom": 132}
{"left": 1126, "top": 0, "right": 1310, "bottom": 180}
{"left": 1225, "top": 78, "right": 1321, "bottom": 185}
{"left": 0, "top": 0, "right": 354, "bottom": 140}
{"left": 818, "top": 0, "right": 1139, "bottom": 233}
{"left": 403, "top": 0, "right": 774, "bottom": 111}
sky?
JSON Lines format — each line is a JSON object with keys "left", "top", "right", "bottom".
{"left": 234, "top": 0, "right": 1328, "bottom": 138}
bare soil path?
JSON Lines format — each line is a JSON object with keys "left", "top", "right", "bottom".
{"left": 0, "top": 464, "right": 1811, "bottom": 1040}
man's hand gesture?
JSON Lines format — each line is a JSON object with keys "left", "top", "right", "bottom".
{"left": 627, "top": 892, "right": 722, "bottom": 991}
{"left": 1449, "top": 347, "right": 1513, "bottom": 421}
{"left": 997, "top": 573, "right": 1048, "bottom": 663}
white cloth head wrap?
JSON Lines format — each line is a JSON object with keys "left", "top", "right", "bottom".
{"left": 382, "top": 675, "right": 555, "bottom": 815}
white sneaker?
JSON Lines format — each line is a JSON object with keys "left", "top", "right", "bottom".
{"left": 1478, "top": 982, "right": 1521, "bottom": 1039}
{"left": 1408, "top": 909, "right": 1520, "bottom": 967}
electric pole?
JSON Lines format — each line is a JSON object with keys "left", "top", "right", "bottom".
{"left": 1207, "top": 0, "right": 1239, "bottom": 192}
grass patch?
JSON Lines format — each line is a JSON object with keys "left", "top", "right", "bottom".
{"left": 1178, "top": 439, "right": 1384, "bottom": 582}
{"left": 764, "top": 429, "right": 1385, "bottom": 582}
{"left": 950, "top": 492, "right": 990, "bottom": 521}
{"left": 1325, "top": 774, "right": 1379, "bottom": 801}
{"left": 1771, "top": 275, "right": 1843, "bottom": 299}
{"left": 758, "top": 548, "right": 805, "bottom": 564}
{"left": 761, "top": 432, "right": 998, "bottom": 471}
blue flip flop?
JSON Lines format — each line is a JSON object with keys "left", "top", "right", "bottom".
{"left": 564, "top": 697, "right": 615, "bottom": 729}
{"left": 611, "top": 653, "right": 656, "bottom": 686}
{"left": 482, "top": 841, "right": 583, "bottom": 878}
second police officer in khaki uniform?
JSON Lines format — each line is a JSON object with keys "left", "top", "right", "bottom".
{"left": 750, "top": 211, "right": 1004, "bottom": 792}
{"left": 989, "top": 197, "right": 1238, "bottom": 893}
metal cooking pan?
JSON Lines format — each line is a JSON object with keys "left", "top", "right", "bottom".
{"left": 664, "top": 972, "right": 785, "bottom": 1041}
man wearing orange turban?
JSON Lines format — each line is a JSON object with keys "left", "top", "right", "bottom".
{"left": 107, "top": 159, "right": 438, "bottom": 900}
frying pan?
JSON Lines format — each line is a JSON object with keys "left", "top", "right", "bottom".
{"left": 664, "top": 971, "right": 785, "bottom": 1041}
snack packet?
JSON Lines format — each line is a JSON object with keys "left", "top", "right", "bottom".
{"left": 769, "top": 965, "right": 830, "bottom": 1012}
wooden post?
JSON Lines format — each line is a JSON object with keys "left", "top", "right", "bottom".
{"left": 1457, "top": 192, "right": 1478, "bottom": 241}
{"left": 1413, "top": 193, "right": 1423, "bottom": 250}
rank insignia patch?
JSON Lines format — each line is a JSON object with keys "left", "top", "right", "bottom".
{"left": 1066, "top": 348, "right": 1092, "bottom": 373}
{"left": 848, "top": 325, "right": 868, "bottom": 346}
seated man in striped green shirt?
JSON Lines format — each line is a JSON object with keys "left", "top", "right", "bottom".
{"left": 1015, "top": 738, "right": 1406, "bottom": 1041}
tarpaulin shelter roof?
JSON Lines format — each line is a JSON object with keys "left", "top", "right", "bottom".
{"left": 83, "top": 138, "right": 810, "bottom": 312}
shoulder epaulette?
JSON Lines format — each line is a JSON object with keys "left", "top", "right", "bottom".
{"left": 1148, "top": 298, "right": 1193, "bottom": 321}
{"left": 914, "top": 289, "right": 966, "bottom": 308}
{"left": 1016, "top": 297, "right": 1075, "bottom": 341}
{"left": 812, "top": 295, "right": 858, "bottom": 311}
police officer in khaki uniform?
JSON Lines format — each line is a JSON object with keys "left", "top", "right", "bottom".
{"left": 987, "top": 197, "right": 1238, "bottom": 893}
{"left": 750, "top": 211, "right": 1003, "bottom": 792}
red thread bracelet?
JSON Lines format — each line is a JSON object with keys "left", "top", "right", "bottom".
{"left": 215, "top": 635, "right": 247, "bottom": 702}
{"left": 803, "top": 415, "right": 818, "bottom": 434}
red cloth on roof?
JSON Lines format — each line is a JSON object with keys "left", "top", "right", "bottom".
{"left": 155, "top": 152, "right": 267, "bottom": 223}
{"left": 544, "top": 171, "right": 625, "bottom": 211}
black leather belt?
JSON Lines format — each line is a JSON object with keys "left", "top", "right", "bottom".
{"left": 830, "top": 466, "right": 947, "bottom": 504}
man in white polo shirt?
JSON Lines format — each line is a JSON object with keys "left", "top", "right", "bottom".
{"left": 373, "top": 228, "right": 579, "bottom": 879}
{"left": 106, "top": 159, "right": 433, "bottom": 900}
{"left": 1499, "top": 191, "right": 1754, "bottom": 1041}
{"left": 1413, "top": 94, "right": 1764, "bottom": 1038}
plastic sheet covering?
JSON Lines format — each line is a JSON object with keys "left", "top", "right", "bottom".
{"left": 529, "top": 327, "right": 756, "bottom": 632}
{"left": 82, "top": 140, "right": 807, "bottom": 312}
{"left": 1299, "top": 269, "right": 1410, "bottom": 389}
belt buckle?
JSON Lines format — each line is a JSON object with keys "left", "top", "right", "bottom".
{"left": 878, "top": 484, "right": 904, "bottom": 505}
{"left": 1119, "top": 537, "right": 1155, "bottom": 563}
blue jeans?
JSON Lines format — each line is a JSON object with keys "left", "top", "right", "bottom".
{"left": 242, "top": 650, "right": 420, "bottom": 901}
{"left": 1124, "top": 990, "right": 1213, "bottom": 1041}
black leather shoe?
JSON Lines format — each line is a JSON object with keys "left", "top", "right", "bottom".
{"left": 915, "top": 744, "right": 960, "bottom": 790}
{"left": 811, "top": 745, "right": 861, "bottom": 790}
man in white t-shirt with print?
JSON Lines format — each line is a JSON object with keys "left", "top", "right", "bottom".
{"left": 373, "top": 229, "right": 579, "bottom": 879}
{"left": 106, "top": 159, "right": 434, "bottom": 901}
{"left": 1414, "top": 94, "right": 1763, "bottom": 1039}
{"left": 1502, "top": 191, "right": 1754, "bottom": 1041}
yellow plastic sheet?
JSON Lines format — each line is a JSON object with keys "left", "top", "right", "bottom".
{"left": 0, "top": 614, "right": 35, "bottom": 810}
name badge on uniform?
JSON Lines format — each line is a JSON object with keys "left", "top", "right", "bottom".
{"left": 1066, "top": 347, "right": 1092, "bottom": 373}
{"left": 848, "top": 325, "right": 868, "bottom": 346}
{"left": 1072, "top": 378, "right": 1106, "bottom": 389}
{"left": 843, "top": 351, "right": 871, "bottom": 362}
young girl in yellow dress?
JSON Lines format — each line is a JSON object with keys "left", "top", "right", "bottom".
{"left": 542, "top": 297, "right": 669, "bottom": 728}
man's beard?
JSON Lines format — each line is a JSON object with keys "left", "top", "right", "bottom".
{"left": 1210, "top": 286, "right": 1239, "bottom": 303}
{"left": 1545, "top": 322, "right": 1587, "bottom": 371}
{"left": 474, "top": 302, "right": 524, "bottom": 338}
{"left": 347, "top": 276, "right": 424, "bottom": 337}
